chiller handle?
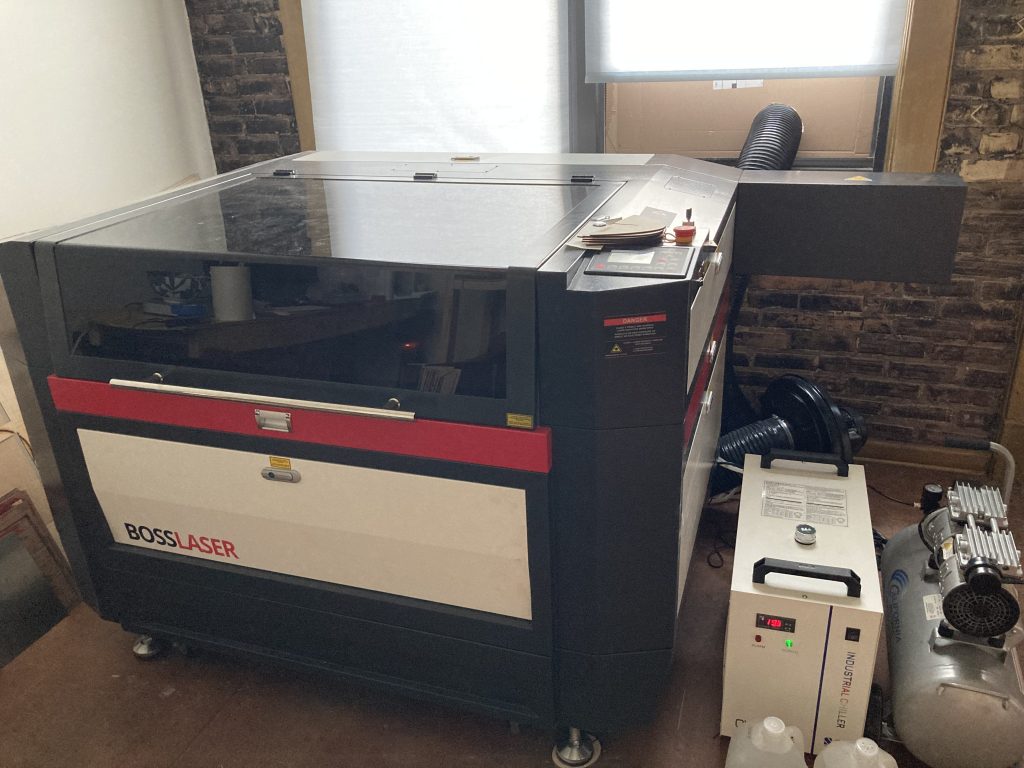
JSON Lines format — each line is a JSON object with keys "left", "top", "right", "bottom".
{"left": 752, "top": 557, "right": 862, "bottom": 598}
{"left": 760, "top": 449, "right": 849, "bottom": 477}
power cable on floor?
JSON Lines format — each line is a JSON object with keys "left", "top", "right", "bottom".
{"left": 867, "top": 483, "right": 915, "bottom": 507}
{"left": 706, "top": 518, "right": 736, "bottom": 569}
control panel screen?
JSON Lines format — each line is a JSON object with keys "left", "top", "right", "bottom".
{"left": 608, "top": 250, "right": 655, "bottom": 265}
{"left": 756, "top": 613, "right": 796, "bottom": 633}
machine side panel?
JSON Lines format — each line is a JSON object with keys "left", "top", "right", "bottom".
{"left": 0, "top": 241, "right": 98, "bottom": 607}
{"left": 734, "top": 171, "right": 965, "bottom": 283}
{"left": 537, "top": 269, "right": 692, "bottom": 430}
{"left": 550, "top": 422, "right": 684, "bottom": 655}
{"left": 555, "top": 647, "right": 673, "bottom": 731}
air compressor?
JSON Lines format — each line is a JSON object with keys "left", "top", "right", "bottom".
{"left": 880, "top": 442, "right": 1024, "bottom": 768}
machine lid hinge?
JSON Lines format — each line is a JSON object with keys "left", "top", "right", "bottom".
{"left": 413, "top": 172, "right": 438, "bottom": 181}
{"left": 570, "top": 174, "right": 595, "bottom": 184}
{"left": 272, "top": 168, "right": 296, "bottom": 177}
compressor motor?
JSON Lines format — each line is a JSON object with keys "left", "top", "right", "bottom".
{"left": 881, "top": 471, "right": 1024, "bottom": 768}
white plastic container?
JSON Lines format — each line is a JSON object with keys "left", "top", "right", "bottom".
{"left": 813, "top": 738, "right": 898, "bottom": 768}
{"left": 725, "top": 716, "right": 806, "bottom": 768}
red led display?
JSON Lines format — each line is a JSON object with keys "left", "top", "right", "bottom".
{"left": 755, "top": 613, "right": 796, "bottom": 633}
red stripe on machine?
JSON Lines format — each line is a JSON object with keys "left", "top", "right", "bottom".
{"left": 603, "top": 313, "right": 667, "bottom": 327}
{"left": 48, "top": 377, "right": 552, "bottom": 474}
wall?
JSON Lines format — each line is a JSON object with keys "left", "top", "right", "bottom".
{"left": 731, "top": 0, "right": 1024, "bottom": 447}
{"left": 0, "top": 1, "right": 215, "bottom": 240}
{"left": 185, "top": 0, "right": 300, "bottom": 172}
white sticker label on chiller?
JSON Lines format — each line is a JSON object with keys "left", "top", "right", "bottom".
{"left": 761, "top": 481, "right": 848, "bottom": 527}
{"left": 923, "top": 593, "right": 945, "bottom": 621}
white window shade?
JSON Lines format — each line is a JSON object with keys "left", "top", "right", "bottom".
{"left": 586, "top": 0, "right": 909, "bottom": 82}
{"left": 302, "top": 0, "right": 571, "bottom": 152}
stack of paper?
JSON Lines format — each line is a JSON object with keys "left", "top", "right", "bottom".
{"left": 577, "top": 215, "right": 667, "bottom": 249}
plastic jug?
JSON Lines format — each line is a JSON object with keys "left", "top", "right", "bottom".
{"left": 725, "top": 716, "right": 806, "bottom": 768}
{"left": 813, "top": 738, "right": 898, "bottom": 768}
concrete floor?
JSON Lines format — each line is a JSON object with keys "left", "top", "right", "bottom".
{"left": 0, "top": 462, "right": 1012, "bottom": 767}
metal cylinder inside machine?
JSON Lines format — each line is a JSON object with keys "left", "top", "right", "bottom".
{"left": 880, "top": 524, "right": 1024, "bottom": 768}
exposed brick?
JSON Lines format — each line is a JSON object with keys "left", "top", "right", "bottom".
{"left": 185, "top": 0, "right": 299, "bottom": 173}
{"left": 752, "top": 353, "right": 818, "bottom": 370}
{"left": 747, "top": 291, "right": 799, "bottom": 308}
{"left": 956, "top": 44, "right": 1024, "bottom": 70}
{"left": 846, "top": 378, "right": 921, "bottom": 400}
{"left": 798, "top": 295, "right": 864, "bottom": 312}
{"left": 960, "top": 158, "right": 1024, "bottom": 181}
{"left": 242, "top": 54, "right": 289, "bottom": 75}
{"left": 939, "top": 299, "right": 1016, "bottom": 320}
{"left": 980, "top": 131, "right": 1022, "bottom": 154}
{"left": 990, "top": 77, "right": 1024, "bottom": 100}
{"left": 888, "top": 361, "right": 957, "bottom": 383}
{"left": 964, "top": 367, "right": 1013, "bottom": 388}
{"left": 233, "top": 33, "right": 283, "bottom": 54}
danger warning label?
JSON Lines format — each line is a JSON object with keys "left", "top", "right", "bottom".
{"left": 603, "top": 312, "right": 667, "bottom": 358}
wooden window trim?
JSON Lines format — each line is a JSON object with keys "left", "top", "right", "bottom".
{"left": 279, "top": 0, "right": 316, "bottom": 151}
{"left": 885, "top": 0, "right": 961, "bottom": 172}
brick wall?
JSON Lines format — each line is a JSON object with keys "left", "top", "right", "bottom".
{"left": 733, "top": 0, "right": 1024, "bottom": 445}
{"left": 184, "top": 0, "right": 299, "bottom": 173}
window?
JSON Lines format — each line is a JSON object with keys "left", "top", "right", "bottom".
{"left": 301, "top": 0, "right": 576, "bottom": 153}
{"left": 587, "top": 0, "right": 908, "bottom": 168}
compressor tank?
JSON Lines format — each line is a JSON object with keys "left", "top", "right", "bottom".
{"left": 881, "top": 525, "right": 1024, "bottom": 768}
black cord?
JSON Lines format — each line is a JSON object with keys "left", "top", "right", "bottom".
{"left": 867, "top": 483, "right": 915, "bottom": 507}
{"left": 706, "top": 518, "right": 737, "bottom": 569}
{"left": 0, "top": 428, "right": 33, "bottom": 457}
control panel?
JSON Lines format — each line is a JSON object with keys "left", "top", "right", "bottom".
{"left": 585, "top": 246, "right": 694, "bottom": 278}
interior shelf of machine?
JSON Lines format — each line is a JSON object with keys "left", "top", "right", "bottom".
{"left": 85, "top": 297, "right": 426, "bottom": 359}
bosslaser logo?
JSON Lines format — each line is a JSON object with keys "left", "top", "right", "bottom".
{"left": 122, "top": 522, "right": 239, "bottom": 560}
{"left": 887, "top": 569, "right": 909, "bottom": 642}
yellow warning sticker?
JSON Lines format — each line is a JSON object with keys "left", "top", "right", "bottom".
{"left": 268, "top": 456, "right": 292, "bottom": 469}
{"left": 506, "top": 413, "right": 535, "bottom": 429}
{"left": 844, "top": 175, "right": 872, "bottom": 182}
{"left": 610, "top": 343, "right": 623, "bottom": 353}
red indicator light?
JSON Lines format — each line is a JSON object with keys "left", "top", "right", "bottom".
{"left": 755, "top": 634, "right": 762, "bottom": 643}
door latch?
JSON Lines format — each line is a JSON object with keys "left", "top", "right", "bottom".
{"left": 255, "top": 409, "right": 291, "bottom": 432}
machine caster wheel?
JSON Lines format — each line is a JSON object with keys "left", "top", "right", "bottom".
{"left": 552, "top": 727, "right": 602, "bottom": 768}
{"left": 132, "top": 635, "right": 167, "bottom": 661}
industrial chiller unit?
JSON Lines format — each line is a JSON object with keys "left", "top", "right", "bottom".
{"left": 0, "top": 152, "right": 963, "bottom": 760}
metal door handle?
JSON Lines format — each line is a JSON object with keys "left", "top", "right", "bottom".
{"left": 109, "top": 379, "right": 416, "bottom": 421}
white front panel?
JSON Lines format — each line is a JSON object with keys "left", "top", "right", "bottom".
{"left": 814, "top": 605, "right": 882, "bottom": 753}
{"left": 721, "top": 593, "right": 829, "bottom": 746}
{"left": 78, "top": 430, "right": 533, "bottom": 619}
{"left": 677, "top": 349, "right": 725, "bottom": 607}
